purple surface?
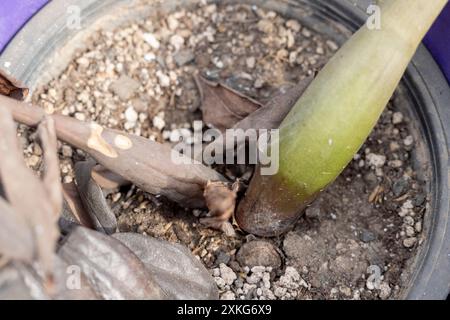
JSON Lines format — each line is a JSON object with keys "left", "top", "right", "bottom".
{"left": 0, "top": 0, "right": 49, "bottom": 53}
{"left": 424, "top": 2, "right": 450, "bottom": 84}
{"left": 0, "top": 0, "right": 448, "bottom": 84}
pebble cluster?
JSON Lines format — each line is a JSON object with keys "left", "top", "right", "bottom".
{"left": 213, "top": 264, "right": 309, "bottom": 300}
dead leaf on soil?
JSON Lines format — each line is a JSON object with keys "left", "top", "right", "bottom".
{"left": 0, "top": 69, "right": 29, "bottom": 100}
{"left": 0, "top": 107, "right": 61, "bottom": 283}
{"left": 58, "top": 226, "right": 168, "bottom": 299}
{"left": 113, "top": 232, "right": 219, "bottom": 300}
{"left": 74, "top": 160, "right": 117, "bottom": 235}
{"left": 195, "top": 75, "right": 262, "bottom": 131}
{"left": 198, "top": 76, "right": 314, "bottom": 161}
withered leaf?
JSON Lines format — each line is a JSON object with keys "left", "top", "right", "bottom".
{"left": 200, "top": 76, "right": 314, "bottom": 160}
{"left": 113, "top": 233, "right": 219, "bottom": 300}
{"left": 51, "top": 256, "right": 100, "bottom": 300}
{"left": 38, "top": 116, "right": 63, "bottom": 219}
{"left": 0, "top": 107, "right": 60, "bottom": 278}
{"left": 91, "top": 164, "right": 130, "bottom": 189}
{"left": 0, "top": 258, "right": 99, "bottom": 300}
{"left": 195, "top": 75, "right": 262, "bottom": 131}
{"left": 0, "top": 69, "right": 29, "bottom": 100}
{"left": 0, "top": 198, "right": 34, "bottom": 264}
{"left": 232, "top": 76, "right": 314, "bottom": 132}
{"left": 61, "top": 182, "right": 94, "bottom": 232}
{"left": 58, "top": 226, "right": 168, "bottom": 300}
{"left": 74, "top": 160, "right": 117, "bottom": 235}
{"left": 0, "top": 95, "right": 227, "bottom": 208}
{"left": 201, "top": 181, "right": 239, "bottom": 237}
{"left": 0, "top": 262, "right": 49, "bottom": 300}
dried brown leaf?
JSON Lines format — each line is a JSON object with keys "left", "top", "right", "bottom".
{"left": 201, "top": 180, "right": 239, "bottom": 236}
{"left": 0, "top": 69, "right": 29, "bottom": 100}
{"left": 62, "top": 182, "right": 94, "bottom": 229}
{"left": 0, "top": 198, "right": 34, "bottom": 264}
{"left": 74, "top": 160, "right": 117, "bottom": 234}
{"left": 201, "top": 76, "right": 314, "bottom": 160}
{"left": 38, "top": 116, "right": 63, "bottom": 220}
{"left": 91, "top": 164, "right": 130, "bottom": 189}
{"left": 0, "top": 107, "right": 59, "bottom": 277}
{"left": 58, "top": 226, "right": 167, "bottom": 299}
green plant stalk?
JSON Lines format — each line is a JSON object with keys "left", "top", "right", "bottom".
{"left": 236, "top": 0, "right": 448, "bottom": 236}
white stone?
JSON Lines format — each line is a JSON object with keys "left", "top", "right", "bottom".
{"left": 62, "top": 145, "right": 73, "bottom": 158}
{"left": 76, "top": 57, "right": 90, "bottom": 68}
{"left": 379, "top": 282, "right": 391, "bottom": 299}
{"left": 156, "top": 70, "right": 171, "bottom": 87}
{"left": 74, "top": 113, "right": 86, "bottom": 121}
{"left": 152, "top": 112, "right": 166, "bottom": 130}
{"left": 162, "top": 130, "right": 171, "bottom": 141}
{"left": 286, "top": 19, "right": 301, "bottom": 32}
{"left": 404, "top": 135, "right": 414, "bottom": 146}
{"left": 246, "top": 57, "right": 256, "bottom": 69}
{"left": 144, "top": 53, "right": 156, "bottom": 62}
{"left": 167, "top": 16, "right": 180, "bottom": 31}
{"left": 143, "top": 33, "right": 160, "bottom": 49}
{"left": 366, "top": 153, "right": 386, "bottom": 168}
{"left": 221, "top": 291, "right": 236, "bottom": 300}
{"left": 170, "top": 34, "right": 185, "bottom": 51}
{"left": 219, "top": 263, "right": 237, "bottom": 285}
{"left": 214, "top": 277, "right": 226, "bottom": 289}
{"left": 124, "top": 106, "right": 138, "bottom": 123}
{"left": 392, "top": 112, "right": 403, "bottom": 124}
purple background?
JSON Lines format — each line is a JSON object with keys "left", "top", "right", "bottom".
{"left": 0, "top": 0, "right": 449, "bottom": 83}
{"left": 424, "top": 2, "right": 450, "bottom": 84}
{"left": 0, "top": 0, "right": 49, "bottom": 53}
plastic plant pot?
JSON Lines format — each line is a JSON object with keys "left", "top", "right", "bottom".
{"left": 0, "top": 0, "right": 449, "bottom": 300}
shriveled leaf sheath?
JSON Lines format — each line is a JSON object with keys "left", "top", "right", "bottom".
{"left": 0, "top": 198, "right": 34, "bottom": 263}
{"left": 0, "top": 107, "right": 59, "bottom": 275}
{"left": 74, "top": 160, "right": 117, "bottom": 235}
{"left": 201, "top": 76, "right": 314, "bottom": 161}
{"left": 195, "top": 75, "right": 262, "bottom": 131}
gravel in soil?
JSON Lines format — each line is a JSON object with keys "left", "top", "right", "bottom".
{"left": 23, "top": 3, "right": 428, "bottom": 300}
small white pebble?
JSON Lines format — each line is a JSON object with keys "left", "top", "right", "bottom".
{"left": 404, "top": 135, "right": 414, "bottom": 146}
{"left": 142, "top": 33, "right": 160, "bottom": 49}
{"left": 403, "top": 237, "right": 417, "bottom": 248}
{"left": 144, "top": 53, "right": 156, "bottom": 62}
{"left": 74, "top": 113, "right": 86, "bottom": 121}
{"left": 162, "top": 130, "right": 171, "bottom": 141}
{"left": 246, "top": 57, "right": 256, "bottom": 69}
{"left": 219, "top": 263, "right": 237, "bottom": 285}
{"left": 124, "top": 106, "right": 138, "bottom": 123}
{"left": 366, "top": 153, "right": 386, "bottom": 168}
{"left": 392, "top": 112, "right": 404, "bottom": 124}
{"left": 156, "top": 70, "right": 170, "bottom": 87}
{"left": 170, "top": 34, "right": 185, "bottom": 51}
{"left": 61, "top": 145, "right": 73, "bottom": 158}
{"left": 152, "top": 112, "right": 165, "bottom": 130}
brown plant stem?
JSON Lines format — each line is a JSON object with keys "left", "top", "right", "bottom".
{"left": 0, "top": 94, "right": 226, "bottom": 208}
